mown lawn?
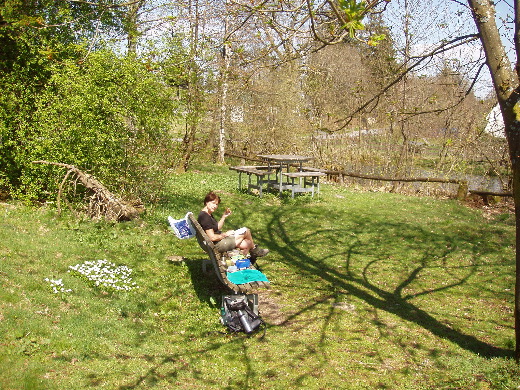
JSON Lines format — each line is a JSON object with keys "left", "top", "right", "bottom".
{"left": 1, "top": 165, "right": 519, "bottom": 389}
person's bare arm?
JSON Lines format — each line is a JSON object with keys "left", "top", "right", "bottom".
{"left": 217, "top": 207, "right": 232, "bottom": 230}
{"left": 205, "top": 228, "right": 233, "bottom": 242}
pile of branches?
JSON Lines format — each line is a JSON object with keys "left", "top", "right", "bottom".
{"left": 33, "top": 161, "right": 144, "bottom": 221}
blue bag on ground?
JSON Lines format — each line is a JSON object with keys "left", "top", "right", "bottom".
{"left": 168, "top": 212, "right": 196, "bottom": 239}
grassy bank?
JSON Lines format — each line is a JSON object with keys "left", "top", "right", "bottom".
{"left": 1, "top": 165, "right": 519, "bottom": 389}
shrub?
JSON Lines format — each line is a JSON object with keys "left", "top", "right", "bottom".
{"left": 8, "top": 49, "right": 184, "bottom": 203}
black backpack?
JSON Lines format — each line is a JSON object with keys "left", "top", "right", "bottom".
{"left": 221, "top": 295, "right": 264, "bottom": 334}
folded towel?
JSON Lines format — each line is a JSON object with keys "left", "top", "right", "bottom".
{"left": 227, "top": 269, "right": 269, "bottom": 285}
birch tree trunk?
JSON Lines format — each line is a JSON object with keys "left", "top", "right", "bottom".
{"left": 218, "top": 2, "right": 230, "bottom": 165}
{"left": 467, "top": 0, "right": 520, "bottom": 360}
{"left": 180, "top": 0, "right": 202, "bottom": 172}
{"left": 125, "top": 0, "right": 145, "bottom": 55}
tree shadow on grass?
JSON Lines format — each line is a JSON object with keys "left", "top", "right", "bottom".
{"left": 117, "top": 202, "right": 514, "bottom": 390}
{"left": 261, "top": 207, "right": 513, "bottom": 359}
{"left": 117, "top": 344, "right": 243, "bottom": 390}
{"left": 184, "top": 257, "right": 230, "bottom": 307}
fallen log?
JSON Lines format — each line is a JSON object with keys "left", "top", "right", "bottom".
{"left": 469, "top": 189, "right": 513, "bottom": 197}
{"left": 291, "top": 166, "right": 469, "bottom": 200}
{"left": 32, "top": 160, "right": 144, "bottom": 221}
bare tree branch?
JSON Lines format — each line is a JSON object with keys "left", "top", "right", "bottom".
{"left": 332, "top": 33, "right": 481, "bottom": 130}
{"left": 65, "top": 0, "right": 144, "bottom": 9}
{"left": 32, "top": 161, "right": 144, "bottom": 221}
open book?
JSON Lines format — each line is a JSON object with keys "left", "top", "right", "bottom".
{"left": 233, "top": 227, "right": 247, "bottom": 235}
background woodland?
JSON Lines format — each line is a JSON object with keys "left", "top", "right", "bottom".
{"left": 0, "top": 0, "right": 509, "bottom": 204}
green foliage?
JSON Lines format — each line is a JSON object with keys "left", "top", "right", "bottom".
{"left": 1, "top": 0, "right": 124, "bottom": 43}
{"left": 6, "top": 49, "right": 184, "bottom": 202}
{"left": 0, "top": 1, "right": 183, "bottom": 202}
{"left": 335, "top": 0, "right": 389, "bottom": 47}
{"left": 367, "top": 33, "right": 386, "bottom": 46}
{"left": 338, "top": 0, "right": 367, "bottom": 36}
{"left": 0, "top": 4, "right": 56, "bottom": 195}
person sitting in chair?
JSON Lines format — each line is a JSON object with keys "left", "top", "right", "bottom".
{"left": 198, "top": 191, "right": 269, "bottom": 262}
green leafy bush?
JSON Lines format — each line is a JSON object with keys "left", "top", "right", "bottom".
{"left": 6, "top": 49, "right": 184, "bottom": 203}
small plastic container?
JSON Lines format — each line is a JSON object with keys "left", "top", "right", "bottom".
{"left": 227, "top": 265, "right": 238, "bottom": 273}
{"left": 235, "top": 259, "right": 251, "bottom": 269}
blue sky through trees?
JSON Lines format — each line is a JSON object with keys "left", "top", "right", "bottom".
{"left": 382, "top": 0, "right": 513, "bottom": 98}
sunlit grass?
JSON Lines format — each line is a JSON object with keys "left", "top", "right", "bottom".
{"left": 0, "top": 167, "right": 519, "bottom": 389}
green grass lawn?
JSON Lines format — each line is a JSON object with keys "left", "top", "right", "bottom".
{"left": 1, "top": 165, "right": 519, "bottom": 389}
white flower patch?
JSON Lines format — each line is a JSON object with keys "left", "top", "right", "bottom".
{"left": 44, "top": 278, "right": 72, "bottom": 294}
{"left": 68, "top": 259, "right": 139, "bottom": 292}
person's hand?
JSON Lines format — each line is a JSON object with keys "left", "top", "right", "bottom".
{"left": 224, "top": 207, "right": 232, "bottom": 217}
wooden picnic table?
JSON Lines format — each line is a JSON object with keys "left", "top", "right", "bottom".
{"left": 257, "top": 154, "right": 313, "bottom": 172}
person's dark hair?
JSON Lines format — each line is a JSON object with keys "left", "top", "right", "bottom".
{"left": 204, "top": 191, "right": 220, "bottom": 205}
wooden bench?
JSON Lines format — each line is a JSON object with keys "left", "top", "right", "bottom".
{"left": 277, "top": 171, "right": 326, "bottom": 198}
{"left": 187, "top": 213, "right": 270, "bottom": 293}
{"left": 301, "top": 167, "right": 328, "bottom": 173}
{"left": 229, "top": 166, "right": 276, "bottom": 197}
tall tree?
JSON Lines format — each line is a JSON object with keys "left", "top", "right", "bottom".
{"left": 466, "top": 0, "right": 520, "bottom": 360}
{"left": 179, "top": 0, "right": 204, "bottom": 171}
{"left": 218, "top": 0, "right": 231, "bottom": 164}
{"left": 124, "top": 0, "right": 146, "bottom": 54}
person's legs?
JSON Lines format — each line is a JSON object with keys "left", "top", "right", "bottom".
{"left": 235, "top": 229, "right": 269, "bottom": 261}
{"left": 215, "top": 236, "right": 237, "bottom": 252}
{"left": 235, "top": 229, "right": 254, "bottom": 255}
{"left": 234, "top": 229, "right": 269, "bottom": 262}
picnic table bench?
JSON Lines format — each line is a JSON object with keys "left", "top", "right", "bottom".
{"left": 277, "top": 171, "right": 326, "bottom": 198}
{"left": 300, "top": 167, "right": 328, "bottom": 173}
{"left": 187, "top": 213, "right": 270, "bottom": 294}
{"left": 229, "top": 165, "right": 276, "bottom": 197}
